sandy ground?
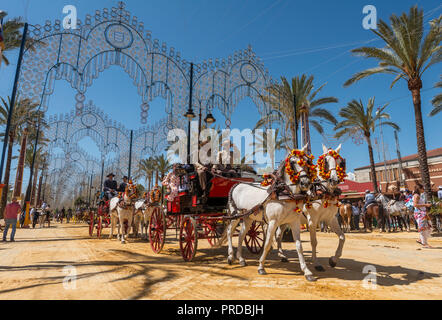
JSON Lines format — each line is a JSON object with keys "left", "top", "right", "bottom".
{"left": 0, "top": 222, "right": 441, "bottom": 300}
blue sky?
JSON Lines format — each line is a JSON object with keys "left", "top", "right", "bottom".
{"left": 0, "top": 0, "right": 441, "bottom": 181}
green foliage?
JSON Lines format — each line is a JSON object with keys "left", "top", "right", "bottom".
{"left": 344, "top": 6, "right": 441, "bottom": 88}
{"left": 258, "top": 74, "right": 338, "bottom": 149}
{"left": 334, "top": 97, "right": 400, "bottom": 140}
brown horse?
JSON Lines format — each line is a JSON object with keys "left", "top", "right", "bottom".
{"left": 339, "top": 203, "right": 352, "bottom": 233}
{"left": 364, "top": 202, "right": 386, "bottom": 232}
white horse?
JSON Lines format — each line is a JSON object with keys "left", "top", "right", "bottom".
{"left": 376, "top": 193, "right": 410, "bottom": 232}
{"left": 109, "top": 185, "right": 137, "bottom": 244}
{"left": 225, "top": 144, "right": 318, "bottom": 281}
{"left": 132, "top": 199, "right": 146, "bottom": 238}
{"left": 276, "top": 144, "right": 346, "bottom": 272}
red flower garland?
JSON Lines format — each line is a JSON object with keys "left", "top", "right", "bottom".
{"left": 318, "top": 150, "right": 347, "bottom": 182}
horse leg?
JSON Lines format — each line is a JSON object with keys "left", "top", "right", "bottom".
{"left": 309, "top": 220, "right": 324, "bottom": 272}
{"left": 275, "top": 224, "right": 289, "bottom": 262}
{"left": 226, "top": 219, "right": 240, "bottom": 265}
{"left": 257, "top": 220, "right": 278, "bottom": 276}
{"left": 109, "top": 215, "right": 114, "bottom": 239}
{"left": 290, "top": 220, "right": 316, "bottom": 282}
{"left": 328, "top": 216, "right": 345, "bottom": 268}
{"left": 237, "top": 217, "right": 253, "bottom": 267}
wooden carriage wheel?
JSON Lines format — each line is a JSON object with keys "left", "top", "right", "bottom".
{"left": 166, "top": 214, "right": 175, "bottom": 229}
{"left": 149, "top": 207, "right": 166, "bottom": 254}
{"left": 180, "top": 217, "right": 198, "bottom": 262}
{"left": 96, "top": 216, "right": 103, "bottom": 239}
{"left": 88, "top": 212, "right": 95, "bottom": 237}
{"left": 203, "top": 220, "right": 221, "bottom": 247}
{"left": 245, "top": 221, "right": 265, "bottom": 254}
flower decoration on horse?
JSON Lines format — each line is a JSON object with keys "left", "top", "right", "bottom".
{"left": 149, "top": 185, "right": 162, "bottom": 203}
{"left": 317, "top": 148, "right": 347, "bottom": 183}
{"left": 125, "top": 180, "right": 138, "bottom": 200}
{"left": 285, "top": 149, "right": 317, "bottom": 184}
{"left": 260, "top": 148, "right": 317, "bottom": 187}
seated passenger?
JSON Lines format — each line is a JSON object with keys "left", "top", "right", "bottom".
{"left": 162, "top": 165, "right": 180, "bottom": 202}
{"left": 103, "top": 173, "right": 118, "bottom": 200}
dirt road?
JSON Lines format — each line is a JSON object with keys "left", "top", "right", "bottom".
{"left": 0, "top": 223, "right": 441, "bottom": 300}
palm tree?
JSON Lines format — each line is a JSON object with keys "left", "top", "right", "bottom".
{"left": 429, "top": 77, "right": 441, "bottom": 116}
{"left": 334, "top": 98, "right": 400, "bottom": 193}
{"left": 252, "top": 128, "right": 289, "bottom": 169}
{"left": 343, "top": 7, "right": 441, "bottom": 194}
{"left": 0, "top": 96, "right": 40, "bottom": 215}
{"left": 137, "top": 157, "right": 156, "bottom": 190}
{"left": 1, "top": 17, "right": 41, "bottom": 67}
{"left": 155, "top": 154, "right": 172, "bottom": 181}
{"left": 258, "top": 74, "right": 338, "bottom": 152}
{"left": 24, "top": 146, "right": 47, "bottom": 206}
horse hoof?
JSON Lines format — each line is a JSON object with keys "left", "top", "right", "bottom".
{"left": 280, "top": 257, "right": 289, "bottom": 263}
{"left": 329, "top": 258, "right": 337, "bottom": 268}
{"left": 305, "top": 275, "right": 317, "bottom": 282}
{"left": 258, "top": 269, "right": 267, "bottom": 275}
{"left": 227, "top": 257, "right": 233, "bottom": 265}
{"left": 315, "top": 265, "right": 325, "bottom": 272}
{"left": 239, "top": 260, "right": 248, "bottom": 267}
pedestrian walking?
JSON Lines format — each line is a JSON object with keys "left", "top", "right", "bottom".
{"left": 2, "top": 197, "right": 21, "bottom": 242}
{"left": 413, "top": 185, "right": 433, "bottom": 248}
{"left": 352, "top": 202, "right": 361, "bottom": 230}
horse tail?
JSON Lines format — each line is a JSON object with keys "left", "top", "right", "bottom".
{"left": 228, "top": 183, "right": 240, "bottom": 217}
{"left": 216, "top": 184, "right": 240, "bottom": 248}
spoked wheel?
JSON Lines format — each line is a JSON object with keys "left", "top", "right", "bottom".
{"left": 89, "top": 212, "right": 95, "bottom": 237}
{"left": 245, "top": 221, "right": 265, "bottom": 254}
{"left": 97, "top": 216, "right": 103, "bottom": 239}
{"left": 203, "top": 220, "right": 221, "bottom": 247}
{"left": 180, "top": 217, "right": 198, "bottom": 262}
{"left": 166, "top": 214, "right": 175, "bottom": 229}
{"left": 149, "top": 207, "right": 166, "bottom": 254}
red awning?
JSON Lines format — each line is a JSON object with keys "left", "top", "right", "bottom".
{"left": 338, "top": 180, "right": 379, "bottom": 197}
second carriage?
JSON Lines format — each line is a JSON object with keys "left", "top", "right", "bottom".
{"left": 148, "top": 164, "right": 266, "bottom": 262}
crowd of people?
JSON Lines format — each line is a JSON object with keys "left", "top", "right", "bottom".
{"left": 338, "top": 185, "right": 442, "bottom": 248}
{"left": 2, "top": 177, "right": 441, "bottom": 246}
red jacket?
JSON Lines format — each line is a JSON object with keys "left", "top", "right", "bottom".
{"left": 4, "top": 202, "right": 21, "bottom": 220}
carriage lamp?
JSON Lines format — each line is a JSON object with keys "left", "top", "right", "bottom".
{"left": 204, "top": 113, "right": 216, "bottom": 124}
{"left": 184, "top": 109, "right": 196, "bottom": 120}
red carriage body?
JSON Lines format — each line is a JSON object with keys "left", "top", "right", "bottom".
{"left": 148, "top": 169, "right": 265, "bottom": 262}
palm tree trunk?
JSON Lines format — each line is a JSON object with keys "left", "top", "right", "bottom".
{"left": 0, "top": 131, "right": 15, "bottom": 217}
{"left": 409, "top": 82, "right": 432, "bottom": 194}
{"left": 366, "top": 134, "right": 379, "bottom": 193}
{"left": 13, "top": 128, "right": 29, "bottom": 198}
{"left": 290, "top": 125, "right": 297, "bottom": 150}
{"left": 31, "top": 164, "right": 39, "bottom": 206}
{"left": 304, "top": 112, "right": 311, "bottom": 153}
{"left": 36, "top": 173, "right": 43, "bottom": 207}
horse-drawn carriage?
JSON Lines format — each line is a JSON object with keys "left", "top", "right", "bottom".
{"left": 88, "top": 203, "right": 111, "bottom": 238}
{"left": 148, "top": 164, "right": 266, "bottom": 262}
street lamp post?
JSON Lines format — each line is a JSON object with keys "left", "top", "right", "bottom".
{"left": 0, "top": 21, "right": 28, "bottom": 204}
{"left": 184, "top": 63, "right": 196, "bottom": 164}
{"left": 128, "top": 130, "right": 133, "bottom": 179}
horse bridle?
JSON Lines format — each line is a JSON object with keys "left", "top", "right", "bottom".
{"left": 287, "top": 155, "right": 311, "bottom": 187}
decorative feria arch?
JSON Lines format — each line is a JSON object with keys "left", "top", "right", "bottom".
{"left": 19, "top": 1, "right": 285, "bottom": 206}
{"left": 18, "top": 1, "right": 275, "bottom": 128}
{"left": 45, "top": 100, "right": 168, "bottom": 177}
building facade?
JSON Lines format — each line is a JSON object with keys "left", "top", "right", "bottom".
{"left": 354, "top": 148, "right": 442, "bottom": 193}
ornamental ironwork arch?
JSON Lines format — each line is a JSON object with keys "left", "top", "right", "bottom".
{"left": 45, "top": 100, "right": 168, "bottom": 177}
{"left": 17, "top": 1, "right": 276, "bottom": 129}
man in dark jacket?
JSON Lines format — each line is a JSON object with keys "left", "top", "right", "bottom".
{"left": 104, "top": 173, "right": 118, "bottom": 200}
{"left": 118, "top": 176, "right": 129, "bottom": 193}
